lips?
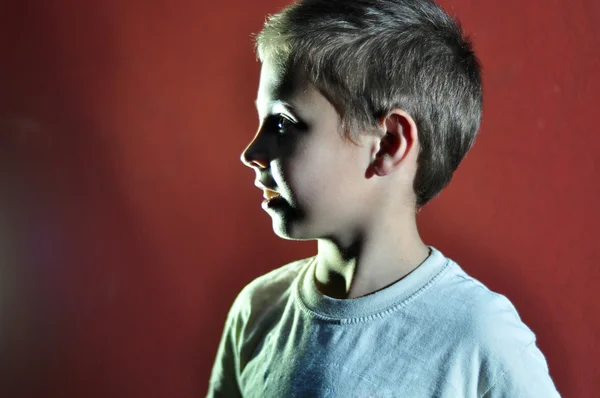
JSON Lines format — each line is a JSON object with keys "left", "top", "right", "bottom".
{"left": 255, "top": 181, "right": 279, "bottom": 193}
{"left": 263, "top": 189, "right": 281, "bottom": 199}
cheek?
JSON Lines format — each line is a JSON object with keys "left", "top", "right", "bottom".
{"left": 278, "top": 140, "right": 339, "bottom": 200}
{"left": 283, "top": 158, "right": 322, "bottom": 198}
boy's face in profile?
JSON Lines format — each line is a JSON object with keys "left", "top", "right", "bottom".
{"left": 241, "top": 60, "right": 380, "bottom": 241}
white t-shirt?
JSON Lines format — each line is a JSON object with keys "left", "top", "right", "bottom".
{"left": 207, "top": 245, "right": 561, "bottom": 397}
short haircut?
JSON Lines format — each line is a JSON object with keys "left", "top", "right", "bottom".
{"left": 253, "top": 0, "right": 483, "bottom": 211}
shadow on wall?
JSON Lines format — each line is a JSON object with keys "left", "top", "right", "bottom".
{"left": 0, "top": 4, "right": 172, "bottom": 397}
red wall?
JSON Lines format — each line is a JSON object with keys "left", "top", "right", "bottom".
{"left": 0, "top": 0, "right": 597, "bottom": 397}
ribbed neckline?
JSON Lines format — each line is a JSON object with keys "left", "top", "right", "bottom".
{"left": 295, "top": 245, "right": 453, "bottom": 323}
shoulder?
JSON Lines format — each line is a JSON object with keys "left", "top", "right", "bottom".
{"left": 436, "top": 262, "right": 556, "bottom": 393}
{"left": 450, "top": 271, "right": 561, "bottom": 396}
{"left": 434, "top": 261, "right": 537, "bottom": 357}
{"left": 230, "top": 255, "right": 314, "bottom": 321}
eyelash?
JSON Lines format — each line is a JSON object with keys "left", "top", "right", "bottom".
{"left": 276, "top": 115, "right": 293, "bottom": 135}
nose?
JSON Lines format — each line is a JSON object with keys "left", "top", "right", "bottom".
{"left": 240, "top": 131, "right": 270, "bottom": 169}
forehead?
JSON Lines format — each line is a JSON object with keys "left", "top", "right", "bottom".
{"left": 255, "top": 60, "right": 310, "bottom": 111}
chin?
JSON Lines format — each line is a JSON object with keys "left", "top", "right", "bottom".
{"left": 270, "top": 213, "right": 319, "bottom": 241}
{"left": 272, "top": 221, "right": 314, "bottom": 241}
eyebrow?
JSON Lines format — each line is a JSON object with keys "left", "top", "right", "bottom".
{"left": 255, "top": 99, "right": 295, "bottom": 110}
{"left": 255, "top": 100, "right": 299, "bottom": 119}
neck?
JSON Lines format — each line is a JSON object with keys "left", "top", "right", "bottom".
{"left": 315, "top": 215, "right": 430, "bottom": 299}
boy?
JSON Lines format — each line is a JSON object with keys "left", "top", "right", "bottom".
{"left": 208, "top": 0, "right": 561, "bottom": 396}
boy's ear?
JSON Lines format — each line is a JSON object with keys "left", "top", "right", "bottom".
{"left": 372, "top": 110, "right": 417, "bottom": 176}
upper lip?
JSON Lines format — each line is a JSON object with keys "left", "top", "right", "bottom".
{"left": 254, "top": 181, "right": 279, "bottom": 193}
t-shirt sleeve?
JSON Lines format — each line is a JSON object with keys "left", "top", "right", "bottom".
{"left": 482, "top": 339, "right": 562, "bottom": 398}
{"left": 206, "top": 293, "right": 245, "bottom": 398}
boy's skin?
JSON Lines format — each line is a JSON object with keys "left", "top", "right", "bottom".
{"left": 241, "top": 60, "right": 431, "bottom": 300}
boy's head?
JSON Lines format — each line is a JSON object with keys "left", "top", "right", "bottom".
{"left": 241, "top": 0, "right": 482, "bottom": 240}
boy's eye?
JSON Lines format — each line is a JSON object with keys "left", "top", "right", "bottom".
{"left": 276, "top": 115, "right": 293, "bottom": 134}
